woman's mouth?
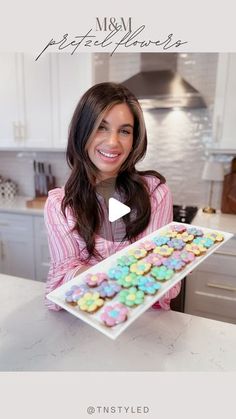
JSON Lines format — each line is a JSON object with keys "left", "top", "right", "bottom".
{"left": 96, "top": 149, "right": 121, "bottom": 163}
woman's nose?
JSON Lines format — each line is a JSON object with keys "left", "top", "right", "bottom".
{"left": 106, "top": 129, "right": 119, "bottom": 144}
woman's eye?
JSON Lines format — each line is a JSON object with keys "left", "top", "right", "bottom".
{"left": 120, "top": 129, "right": 130, "bottom": 136}
{"left": 98, "top": 125, "right": 107, "bottom": 132}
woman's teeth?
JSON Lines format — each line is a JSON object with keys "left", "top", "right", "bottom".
{"left": 98, "top": 150, "right": 119, "bottom": 158}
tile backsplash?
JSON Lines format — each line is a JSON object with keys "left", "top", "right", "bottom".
{"left": 138, "top": 107, "right": 216, "bottom": 207}
{"left": 0, "top": 107, "right": 225, "bottom": 210}
{"left": 177, "top": 53, "right": 218, "bottom": 108}
{"left": 0, "top": 151, "right": 69, "bottom": 197}
{"left": 0, "top": 53, "right": 229, "bottom": 210}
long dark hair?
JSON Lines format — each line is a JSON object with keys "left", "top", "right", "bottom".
{"left": 62, "top": 82, "right": 165, "bottom": 261}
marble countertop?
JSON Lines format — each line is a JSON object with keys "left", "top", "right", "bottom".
{"left": 0, "top": 196, "right": 44, "bottom": 215}
{"left": 1, "top": 273, "right": 236, "bottom": 371}
{"left": 192, "top": 209, "right": 236, "bottom": 235}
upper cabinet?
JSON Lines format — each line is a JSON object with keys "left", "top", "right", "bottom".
{"left": 0, "top": 53, "right": 23, "bottom": 148}
{"left": 51, "top": 53, "right": 93, "bottom": 148}
{"left": 0, "top": 53, "right": 94, "bottom": 150}
{"left": 22, "top": 54, "right": 53, "bottom": 148}
{"left": 0, "top": 53, "right": 53, "bottom": 149}
{"left": 212, "top": 54, "right": 236, "bottom": 150}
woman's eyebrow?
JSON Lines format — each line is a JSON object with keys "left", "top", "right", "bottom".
{"left": 120, "top": 123, "right": 134, "bottom": 129}
{"left": 101, "top": 119, "right": 134, "bottom": 129}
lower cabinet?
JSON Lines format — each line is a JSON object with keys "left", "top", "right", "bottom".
{"left": 185, "top": 236, "right": 236, "bottom": 324}
{"left": 0, "top": 213, "right": 35, "bottom": 279}
{"left": 34, "top": 216, "right": 50, "bottom": 282}
{"left": 0, "top": 212, "right": 50, "bottom": 282}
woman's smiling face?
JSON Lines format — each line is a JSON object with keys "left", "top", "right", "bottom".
{"left": 87, "top": 103, "right": 134, "bottom": 180}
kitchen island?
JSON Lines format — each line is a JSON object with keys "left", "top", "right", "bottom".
{"left": 1, "top": 273, "right": 236, "bottom": 371}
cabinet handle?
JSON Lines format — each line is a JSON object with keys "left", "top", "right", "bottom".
{"left": 0, "top": 241, "right": 5, "bottom": 260}
{"left": 207, "top": 282, "right": 236, "bottom": 292}
{"left": 214, "top": 250, "right": 236, "bottom": 257}
{"left": 20, "top": 123, "right": 26, "bottom": 140}
{"left": 13, "top": 122, "right": 20, "bottom": 140}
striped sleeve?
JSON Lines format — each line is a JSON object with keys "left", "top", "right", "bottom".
{"left": 44, "top": 188, "right": 85, "bottom": 311}
{"left": 149, "top": 181, "right": 173, "bottom": 228}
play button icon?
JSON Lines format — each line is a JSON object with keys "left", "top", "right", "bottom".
{"left": 108, "top": 198, "right": 131, "bottom": 222}
{"left": 95, "top": 176, "right": 132, "bottom": 242}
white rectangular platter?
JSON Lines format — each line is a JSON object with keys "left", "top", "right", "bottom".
{"left": 47, "top": 222, "right": 234, "bottom": 340}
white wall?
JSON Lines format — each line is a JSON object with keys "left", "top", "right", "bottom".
{"left": 177, "top": 53, "right": 218, "bottom": 108}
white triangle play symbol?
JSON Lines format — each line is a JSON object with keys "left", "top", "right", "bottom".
{"left": 108, "top": 198, "right": 131, "bottom": 222}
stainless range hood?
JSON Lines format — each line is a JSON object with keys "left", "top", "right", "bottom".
{"left": 122, "top": 70, "right": 207, "bottom": 110}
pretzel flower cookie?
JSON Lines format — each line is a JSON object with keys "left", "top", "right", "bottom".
{"left": 118, "top": 287, "right": 145, "bottom": 307}
{"left": 151, "top": 266, "right": 174, "bottom": 281}
{"left": 96, "top": 281, "right": 121, "bottom": 298}
{"left": 117, "top": 272, "right": 139, "bottom": 288}
{"left": 173, "top": 250, "right": 196, "bottom": 264}
{"left": 204, "top": 231, "right": 224, "bottom": 243}
{"left": 163, "top": 256, "right": 186, "bottom": 272}
{"left": 137, "top": 276, "right": 161, "bottom": 295}
{"left": 100, "top": 303, "right": 129, "bottom": 327}
{"left": 176, "top": 232, "right": 194, "bottom": 243}
{"left": 167, "top": 238, "right": 185, "bottom": 250}
{"left": 193, "top": 237, "right": 214, "bottom": 248}
{"left": 85, "top": 272, "right": 108, "bottom": 288}
{"left": 108, "top": 266, "right": 129, "bottom": 280}
{"left": 144, "top": 253, "right": 164, "bottom": 266}
{"left": 117, "top": 255, "right": 137, "bottom": 267}
{"left": 185, "top": 243, "right": 206, "bottom": 256}
{"left": 130, "top": 260, "right": 151, "bottom": 275}
{"left": 128, "top": 248, "right": 147, "bottom": 259}
{"left": 152, "top": 235, "right": 169, "bottom": 246}
{"left": 187, "top": 227, "right": 204, "bottom": 237}
{"left": 65, "top": 284, "right": 89, "bottom": 304}
{"left": 139, "top": 240, "right": 156, "bottom": 251}
{"left": 153, "top": 245, "right": 174, "bottom": 257}
{"left": 77, "top": 292, "right": 104, "bottom": 313}
{"left": 170, "top": 224, "right": 187, "bottom": 233}
{"left": 55, "top": 222, "right": 229, "bottom": 338}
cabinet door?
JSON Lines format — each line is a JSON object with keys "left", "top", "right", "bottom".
{"left": 185, "top": 240, "right": 236, "bottom": 324}
{"left": 0, "top": 213, "right": 35, "bottom": 279}
{"left": 0, "top": 53, "right": 53, "bottom": 149}
{"left": 51, "top": 53, "right": 93, "bottom": 148}
{"left": 0, "top": 53, "right": 94, "bottom": 150}
{"left": 34, "top": 216, "right": 50, "bottom": 282}
{"left": 23, "top": 53, "right": 53, "bottom": 148}
{"left": 0, "top": 53, "right": 24, "bottom": 148}
{"left": 213, "top": 54, "right": 236, "bottom": 150}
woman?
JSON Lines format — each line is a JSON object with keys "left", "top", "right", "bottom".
{"left": 44, "top": 82, "right": 180, "bottom": 310}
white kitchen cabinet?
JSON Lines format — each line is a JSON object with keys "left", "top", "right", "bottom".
{"left": 0, "top": 52, "right": 94, "bottom": 150}
{"left": 0, "top": 212, "right": 35, "bottom": 279}
{"left": 0, "top": 53, "right": 53, "bottom": 149}
{"left": 212, "top": 54, "right": 236, "bottom": 150}
{"left": 185, "top": 235, "right": 236, "bottom": 324}
{"left": 33, "top": 216, "right": 50, "bottom": 282}
{"left": 0, "top": 53, "right": 24, "bottom": 147}
{"left": 51, "top": 53, "right": 93, "bottom": 148}
{"left": 0, "top": 212, "right": 50, "bottom": 282}
{"left": 21, "top": 54, "right": 53, "bottom": 148}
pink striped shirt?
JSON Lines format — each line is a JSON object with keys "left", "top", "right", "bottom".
{"left": 44, "top": 175, "right": 181, "bottom": 311}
